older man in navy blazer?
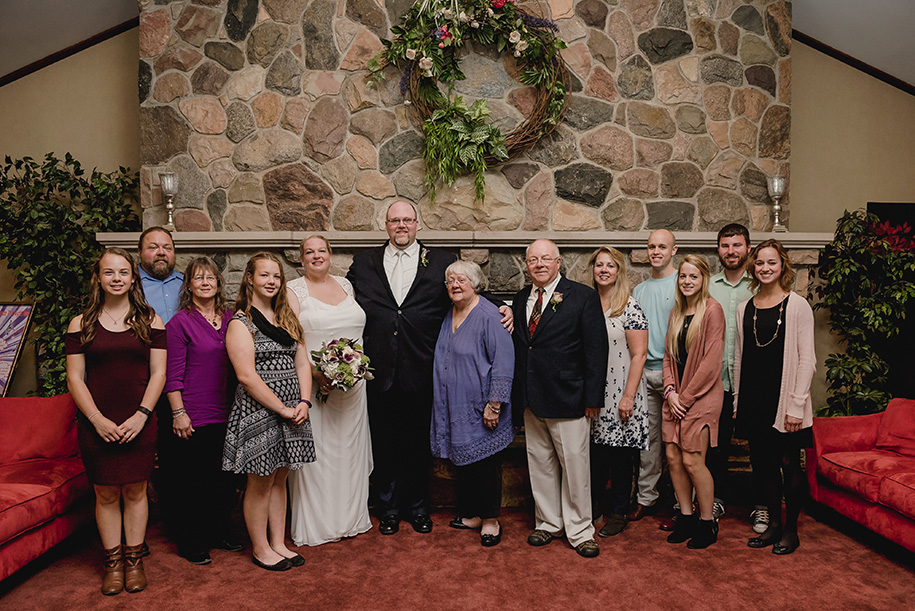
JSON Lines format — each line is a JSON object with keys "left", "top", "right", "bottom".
{"left": 512, "top": 239, "right": 608, "bottom": 557}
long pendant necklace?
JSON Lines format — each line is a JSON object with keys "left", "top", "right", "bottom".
{"left": 752, "top": 296, "right": 785, "bottom": 348}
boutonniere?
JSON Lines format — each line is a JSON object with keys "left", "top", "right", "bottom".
{"left": 420, "top": 247, "right": 430, "bottom": 267}
{"left": 550, "top": 292, "right": 563, "bottom": 311}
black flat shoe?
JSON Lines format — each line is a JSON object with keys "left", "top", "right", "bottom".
{"left": 213, "top": 538, "right": 244, "bottom": 553}
{"left": 748, "top": 528, "right": 782, "bottom": 549}
{"left": 286, "top": 554, "right": 305, "bottom": 567}
{"left": 379, "top": 516, "right": 400, "bottom": 535}
{"left": 449, "top": 517, "right": 474, "bottom": 530}
{"left": 180, "top": 549, "right": 212, "bottom": 565}
{"left": 480, "top": 524, "right": 502, "bottom": 547}
{"left": 252, "top": 556, "right": 293, "bottom": 571}
{"left": 773, "top": 534, "right": 800, "bottom": 555}
{"left": 410, "top": 514, "right": 433, "bottom": 533}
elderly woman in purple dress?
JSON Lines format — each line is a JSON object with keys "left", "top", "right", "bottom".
{"left": 431, "top": 260, "right": 515, "bottom": 547}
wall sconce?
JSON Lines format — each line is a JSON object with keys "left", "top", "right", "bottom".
{"left": 766, "top": 175, "right": 787, "bottom": 233}
{"left": 159, "top": 172, "right": 178, "bottom": 231}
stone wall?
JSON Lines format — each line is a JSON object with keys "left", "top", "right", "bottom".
{"left": 138, "top": 0, "right": 793, "bottom": 239}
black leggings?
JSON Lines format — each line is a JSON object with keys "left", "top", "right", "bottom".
{"left": 590, "top": 443, "right": 639, "bottom": 517}
{"left": 455, "top": 452, "right": 504, "bottom": 520}
{"left": 748, "top": 427, "right": 812, "bottom": 534}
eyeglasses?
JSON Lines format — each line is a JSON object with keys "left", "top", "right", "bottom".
{"left": 386, "top": 217, "right": 417, "bottom": 225}
{"left": 444, "top": 277, "right": 471, "bottom": 287}
{"left": 193, "top": 275, "right": 218, "bottom": 283}
{"left": 525, "top": 256, "right": 557, "bottom": 265}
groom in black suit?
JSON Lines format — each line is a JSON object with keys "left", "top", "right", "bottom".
{"left": 512, "top": 239, "right": 608, "bottom": 557}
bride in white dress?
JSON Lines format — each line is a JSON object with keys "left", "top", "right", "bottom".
{"left": 287, "top": 236, "right": 373, "bottom": 545}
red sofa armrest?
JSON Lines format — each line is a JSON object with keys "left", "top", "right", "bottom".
{"left": 812, "top": 413, "right": 882, "bottom": 458}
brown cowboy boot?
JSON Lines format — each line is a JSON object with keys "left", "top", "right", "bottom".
{"left": 123, "top": 543, "right": 147, "bottom": 593}
{"left": 101, "top": 544, "right": 124, "bottom": 595}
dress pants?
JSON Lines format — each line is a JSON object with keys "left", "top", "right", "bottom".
{"left": 635, "top": 368, "right": 664, "bottom": 507}
{"left": 707, "top": 391, "right": 735, "bottom": 502}
{"left": 170, "top": 422, "right": 241, "bottom": 554}
{"left": 524, "top": 409, "right": 595, "bottom": 547}
{"left": 455, "top": 452, "right": 503, "bottom": 520}
{"left": 367, "top": 381, "right": 432, "bottom": 519}
{"left": 591, "top": 443, "right": 639, "bottom": 517}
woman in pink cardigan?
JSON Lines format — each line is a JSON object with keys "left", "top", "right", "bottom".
{"left": 662, "top": 254, "right": 725, "bottom": 549}
{"left": 734, "top": 239, "right": 815, "bottom": 556}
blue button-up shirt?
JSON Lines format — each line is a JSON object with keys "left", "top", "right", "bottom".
{"left": 708, "top": 271, "right": 754, "bottom": 392}
{"left": 140, "top": 267, "right": 184, "bottom": 324}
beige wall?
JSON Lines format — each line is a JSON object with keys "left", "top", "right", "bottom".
{"left": 0, "top": 29, "right": 140, "bottom": 172}
{"left": 791, "top": 42, "right": 915, "bottom": 232}
{"left": 0, "top": 29, "right": 139, "bottom": 395}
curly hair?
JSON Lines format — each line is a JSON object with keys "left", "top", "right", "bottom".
{"left": 749, "top": 239, "right": 796, "bottom": 292}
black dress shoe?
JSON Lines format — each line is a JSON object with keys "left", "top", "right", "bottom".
{"left": 379, "top": 516, "right": 400, "bottom": 535}
{"left": 213, "top": 538, "right": 244, "bottom": 553}
{"left": 286, "top": 554, "right": 305, "bottom": 567}
{"left": 480, "top": 524, "right": 502, "bottom": 547}
{"left": 180, "top": 549, "right": 212, "bottom": 565}
{"left": 772, "top": 533, "right": 800, "bottom": 555}
{"left": 449, "top": 517, "right": 474, "bottom": 530}
{"left": 252, "top": 556, "right": 293, "bottom": 571}
{"left": 410, "top": 514, "right": 434, "bottom": 533}
{"left": 748, "top": 528, "right": 782, "bottom": 549}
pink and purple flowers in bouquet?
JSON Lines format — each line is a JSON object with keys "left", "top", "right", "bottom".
{"left": 310, "top": 338, "right": 374, "bottom": 402}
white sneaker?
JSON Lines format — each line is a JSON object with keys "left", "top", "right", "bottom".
{"left": 750, "top": 508, "right": 769, "bottom": 534}
{"left": 713, "top": 500, "right": 725, "bottom": 520}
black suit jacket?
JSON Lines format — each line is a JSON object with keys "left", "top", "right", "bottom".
{"left": 511, "top": 276, "right": 609, "bottom": 425}
{"left": 346, "top": 240, "right": 456, "bottom": 395}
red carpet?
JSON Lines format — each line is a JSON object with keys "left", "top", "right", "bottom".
{"left": 1, "top": 507, "right": 913, "bottom": 610}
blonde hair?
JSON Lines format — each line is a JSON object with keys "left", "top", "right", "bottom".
{"left": 298, "top": 234, "right": 332, "bottom": 260}
{"left": 235, "top": 252, "right": 304, "bottom": 344}
{"left": 666, "top": 254, "right": 711, "bottom": 364}
{"left": 588, "top": 246, "right": 630, "bottom": 318}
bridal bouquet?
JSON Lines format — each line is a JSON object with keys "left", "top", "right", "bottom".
{"left": 310, "top": 338, "right": 374, "bottom": 402}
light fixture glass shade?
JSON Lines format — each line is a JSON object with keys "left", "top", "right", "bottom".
{"left": 159, "top": 172, "right": 179, "bottom": 197}
{"left": 767, "top": 176, "right": 786, "bottom": 198}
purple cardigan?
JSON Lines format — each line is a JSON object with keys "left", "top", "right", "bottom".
{"left": 165, "top": 308, "right": 234, "bottom": 426}
{"left": 431, "top": 298, "right": 515, "bottom": 466}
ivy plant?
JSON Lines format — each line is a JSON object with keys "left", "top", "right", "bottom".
{"left": 813, "top": 209, "right": 915, "bottom": 415}
{"left": 0, "top": 153, "right": 140, "bottom": 396}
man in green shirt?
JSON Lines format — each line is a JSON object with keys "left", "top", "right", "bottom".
{"left": 707, "top": 224, "right": 767, "bottom": 532}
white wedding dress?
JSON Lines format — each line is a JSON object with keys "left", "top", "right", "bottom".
{"left": 287, "top": 275, "right": 373, "bottom": 545}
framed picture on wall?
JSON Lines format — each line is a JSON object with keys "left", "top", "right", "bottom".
{"left": 0, "top": 303, "right": 34, "bottom": 397}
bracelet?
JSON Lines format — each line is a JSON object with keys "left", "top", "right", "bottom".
{"left": 88, "top": 411, "right": 102, "bottom": 421}
{"left": 486, "top": 403, "right": 501, "bottom": 414}
{"left": 137, "top": 406, "right": 152, "bottom": 417}
{"left": 299, "top": 399, "right": 312, "bottom": 408}
{"left": 663, "top": 386, "right": 675, "bottom": 399}
{"left": 172, "top": 408, "right": 186, "bottom": 418}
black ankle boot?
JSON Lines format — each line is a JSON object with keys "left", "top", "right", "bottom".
{"left": 666, "top": 513, "right": 698, "bottom": 544}
{"left": 687, "top": 519, "right": 719, "bottom": 549}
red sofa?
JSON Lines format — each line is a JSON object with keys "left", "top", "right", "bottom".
{"left": 808, "top": 398, "right": 915, "bottom": 553}
{"left": 0, "top": 394, "right": 92, "bottom": 581}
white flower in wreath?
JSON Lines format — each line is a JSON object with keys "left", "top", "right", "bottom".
{"left": 406, "top": 48, "right": 417, "bottom": 60}
{"left": 442, "top": 9, "right": 453, "bottom": 19}
{"left": 509, "top": 30, "right": 521, "bottom": 44}
{"left": 513, "top": 50, "right": 520, "bottom": 57}
{"left": 419, "top": 56, "right": 434, "bottom": 71}
{"left": 459, "top": 11, "right": 470, "bottom": 22}
{"left": 516, "top": 39, "right": 529, "bottom": 53}
{"left": 487, "top": 8, "right": 494, "bottom": 16}
{"left": 471, "top": 20, "right": 480, "bottom": 28}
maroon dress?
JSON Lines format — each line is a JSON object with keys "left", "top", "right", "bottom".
{"left": 65, "top": 326, "right": 167, "bottom": 485}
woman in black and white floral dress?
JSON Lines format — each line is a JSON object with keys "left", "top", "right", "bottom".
{"left": 588, "top": 247, "right": 649, "bottom": 538}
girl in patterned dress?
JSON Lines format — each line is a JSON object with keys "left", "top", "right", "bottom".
{"left": 223, "top": 252, "right": 315, "bottom": 571}
{"left": 588, "top": 247, "right": 649, "bottom": 538}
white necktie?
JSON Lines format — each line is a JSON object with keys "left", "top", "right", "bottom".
{"left": 391, "top": 250, "right": 405, "bottom": 305}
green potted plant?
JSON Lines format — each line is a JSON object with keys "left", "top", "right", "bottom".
{"left": 0, "top": 153, "right": 139, "bottom": 396}
{"left": 813, "top": 209, "right": 915, "bottom": 416}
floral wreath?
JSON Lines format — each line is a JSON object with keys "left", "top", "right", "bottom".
{"left": 370, "top": 0, "right": 570, "bottom": 202}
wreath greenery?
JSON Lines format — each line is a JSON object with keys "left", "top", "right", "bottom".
{"left": 369, "top": 0, "right": 570, "bottom": 202}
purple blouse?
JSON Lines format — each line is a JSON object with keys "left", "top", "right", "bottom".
{"left": 165, "top": 308, "right": 234, "bottom": 426}
{"left": 431, "top": 298, "right": 515, "bottom": 466}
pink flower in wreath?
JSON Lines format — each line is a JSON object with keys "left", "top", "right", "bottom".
{"left": 492, "top": 0, "right": 506, "bottom": 8}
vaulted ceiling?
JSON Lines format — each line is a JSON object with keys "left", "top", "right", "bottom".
{"left": 1, "top": 0, "right": 913, "bottom": 89}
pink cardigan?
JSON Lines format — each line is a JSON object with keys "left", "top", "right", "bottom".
{"left": 733, "top": 291, "right": 816, "bottom": 433}
{"left": 662, "top": 299, "right": 726, "bottom": 413}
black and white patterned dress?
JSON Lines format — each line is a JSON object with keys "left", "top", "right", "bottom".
{"left": 590, "top": 296, "right": 650, "bottom": 450}
{"left": 222, "top": 310, "right": 316, "bottom": 476}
